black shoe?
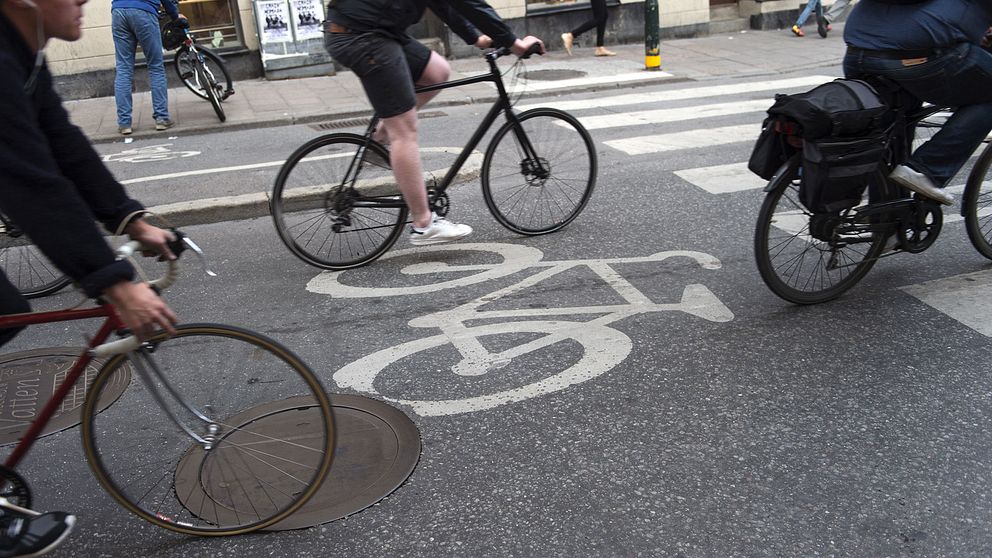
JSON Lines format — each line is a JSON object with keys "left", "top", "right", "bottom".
{"left": 0, "top": 508, "right": 75, "bottom": 558}
{"left": 816, "top": 15, "right": 829, "bottom": 38}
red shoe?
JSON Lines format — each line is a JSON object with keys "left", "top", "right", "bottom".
{"left": 791, "top": 24, "right": 805, "bottom": 37}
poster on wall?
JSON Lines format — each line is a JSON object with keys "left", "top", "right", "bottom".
{"left": 290, "top": 0, "right": 324, "bottom": 41}
{"left": 257, "top": 0, "right": 292, "bottom": 44}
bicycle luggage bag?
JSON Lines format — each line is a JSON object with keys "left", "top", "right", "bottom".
{"left": 766, "top": 78, "right": 889, "bottom": 140}
{"left": 800, "top": 133, "right": 887, "bottom": 213}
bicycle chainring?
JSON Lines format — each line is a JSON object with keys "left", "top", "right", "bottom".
{"left": 430, "top": 190, "right": 450, "bottom": 217}
{"left": 897, "top": 200, "right": 942, "bottom": 253}
{"left": 0, "top": 466, "right": 31, "bottom": 509}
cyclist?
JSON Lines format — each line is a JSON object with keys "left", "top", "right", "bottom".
{"left": 843, "top": 0, "right": 992, "bottom": 206}
{"left": 324, "top": 0, "right": 544, "bottom": 246}
{"left": 1, "top": 0, "right": 179, "bottom": 554}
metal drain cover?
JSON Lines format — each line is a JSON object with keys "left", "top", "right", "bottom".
{"left": 523, "top": 69, "right": 587, "bottom": 81}
{"left": 0, "top": 348, "right": 131, "bottom": 445}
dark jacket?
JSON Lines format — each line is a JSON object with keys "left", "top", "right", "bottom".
{"left": 328, "top": 0, "right": 517, "bottom": 48}
{"left": 0, "top": 12, "right": 140, "bottom": 298}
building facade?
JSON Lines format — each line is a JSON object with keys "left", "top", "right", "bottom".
{"left": 52, "top": 0, "right": 808, "bottom": 99}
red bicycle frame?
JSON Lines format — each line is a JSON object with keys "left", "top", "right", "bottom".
{"left": 0, "top": 304, "right": 124, "bottom": 468}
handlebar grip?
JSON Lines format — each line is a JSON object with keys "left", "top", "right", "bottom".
{"left": 116, "top": 238, "right": 180, "bottom": 291}
{"left": 522, "top": 42, "right": 544, "bottom": 59}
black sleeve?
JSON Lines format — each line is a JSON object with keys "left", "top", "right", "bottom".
{"left": 161, "top": 0, "right": 179, "bottom": 20}
{"left": 426, "top": 3, "right": 482, "bottom": 45}
{"left": 431, "top": 0, "right": 517, "bottom": 48}
{"left": 0, "top": 57, "right": 135, "bottom": 298}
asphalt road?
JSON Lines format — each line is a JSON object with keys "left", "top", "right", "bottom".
{"left": 10, "top": 66, "right": 992, "bottom": 556}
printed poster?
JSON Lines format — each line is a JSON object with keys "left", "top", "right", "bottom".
{"left": 290, "top": 0, "right": 324, "bottom": 41}
{"left": 257, "top": 0, "right": 292, "bottom": 44}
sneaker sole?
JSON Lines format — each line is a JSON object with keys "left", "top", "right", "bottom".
{"left": 20, "top": 515, "right": 75, "bottom": 558}
{"left": 409, "top": 232, "right": 472, "bottom": 246}
{"left": 890, "top": 175, "right": 954, "bottom": 205}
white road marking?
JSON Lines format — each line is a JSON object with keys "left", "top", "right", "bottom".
{"left": 604, "top": 124, "right": 758, "bottom": 155}
{"left": 517, "top": 75, "right": 834, "bottom": 112}
{"left": 570, "top": 99, "right": 771, "bottom": 131}
{"left": 507, "top": 71, "right": 673, "bottom": 94}
{"left": 899, "top": 269, "right": 992, "bottom": 337}
{"left": 674, "top": 162, "right": 767, "bottom": 194}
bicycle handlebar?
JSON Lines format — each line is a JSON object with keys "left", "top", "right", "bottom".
{"left": 491, "top": 41, "right": 544, "bottom": 61}
{"left": 115, "top": 229, "right": 214, "bottom": 292}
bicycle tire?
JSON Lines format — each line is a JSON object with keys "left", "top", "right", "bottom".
{"left": 482, "top": 108, "right": 596, "bottom": 235}
{"left": 754, "top": 156, "right": 886, "bottom": 305}
{"left": 0, "top": 218, "right": 71, "bottom": 299}
{"left": 174, "top": 46, "right": 233, "bottom": 102}
{"left": 200, "top": 64, "right": 226, "bottom": 122}
{"left": 272, "top": 133, "right": 407, "bottom": 270}
{"left": 80, "top": 324, "right": 335, "bottom": 536}
{"left": 963, "top": 142, "right": 992, "bottom": 260}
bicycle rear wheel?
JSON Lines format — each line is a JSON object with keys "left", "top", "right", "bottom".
{"left": 0, "top": 217, "right": 70, "bottom": 298}
{"left": 964, "top": 142, "right": 992, "bottom": 259}
{"left": 81, "top": 324, "right": 335, "bottom": 535}
{"left": 175, "top": 46, "right": 233, "bottom": 101}
{"left": 754, "top": 156, "right": 886, "bottom": 304}
{"left": 482, "top": 108, "right": 596, "bottom": 235}
{"left": 200, "top": 64, "right": 226, "bottom": 122}
{"left": 271, "top": 133, "right": 407, "bottom": 269}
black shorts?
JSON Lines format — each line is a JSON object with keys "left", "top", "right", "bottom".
{"left": 324, "top": 30, "right": 431, "bottom": 118}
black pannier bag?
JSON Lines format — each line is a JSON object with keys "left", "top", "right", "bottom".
{"left": 161, "top": 18, "right": 189, "bottom": 51}
{"left": 751, "top": 78, "right": 892, "bottom": 213}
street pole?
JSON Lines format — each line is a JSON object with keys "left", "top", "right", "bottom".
{"left": 645, "top": 0, "right": 660, "bottom": 71}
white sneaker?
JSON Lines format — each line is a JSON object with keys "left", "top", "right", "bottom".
{"left": 409, "top": 214, "right": 472, "bottom": 246}
{"left": 889, "top": 164, "right": 954, "bottom": 205}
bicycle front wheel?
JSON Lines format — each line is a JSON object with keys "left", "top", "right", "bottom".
{"left": 0, "top": 218, "right": 70, "bottom": 298}
{"left": 201, "top": 63, "right": 226, "bottom": 122}
{"left": 482, "top": 108, "right": 596, "bottom": 235}
{"left": 272, "top": 133, "right": 407, "bottom": 269}
{"left": 754, "top": 156, "right": 885, "bottom": 304}
{"left": 964, "top": 142, "right": 992, "bottom": 259}
{"left": 81, "top": 324, "right": 335, "bottom": 536}
{"left": 174, "top": 46, "right": 233, "bottom": 101}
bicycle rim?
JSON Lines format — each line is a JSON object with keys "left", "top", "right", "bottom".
{"left": 0, "top": 221, "right": 70, "bottom": 298}
{"left": 201, "top": 65, "right": 226, "bottom": 122}
{"left": 482, "top": 108, "right": 596, "bottom": 235}
{"left": 754, "top": 157, "right": 885, "bottom": 304}
{"left": 81, "top": 324, "right": 335, "bottom": 535}
{"left": 175, "top": 47, "right": 232, "bottom": 101}
{"left": 964, "top": 142, "right": 992, "bottom": 259}
{"left": 272, "top": 133, "right": 407, "bottom": 269}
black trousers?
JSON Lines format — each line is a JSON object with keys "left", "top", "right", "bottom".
{"left": 570, "top": 0, "right": 609, "bottom": 47}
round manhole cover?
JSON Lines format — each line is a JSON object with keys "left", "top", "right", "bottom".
{"left": 173, "top": 394, "right": 420, "bottom": 530}
{"left": 523, "top": 69, "right": 587, "bottom": 81}
{"left": 0, "top": 348, "right": 131, "bottom": 445}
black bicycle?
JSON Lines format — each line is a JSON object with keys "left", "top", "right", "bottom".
{"left": 172, "top": 27, "right": 233, "bottom": 122}
{"left": 270, "top": 46, "right": 597, "bottom": 270}
{"left": 754, "top": 101, "right": 992, "bottom": 304}
{"left": 0, "top": 214, "right": 71, "bottom": 298}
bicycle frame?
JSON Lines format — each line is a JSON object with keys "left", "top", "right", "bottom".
{"left": 0, "top": 305, "right": 121, "bottom": 469}
{"left": 348, "top": 49, "right": 544, "bottom": 208}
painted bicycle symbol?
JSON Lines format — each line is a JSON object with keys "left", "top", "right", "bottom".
{"left": 307, "top": 243, "right": 734, "bottom": 416}
{"left": 102, "top": 144, "right": 200, "bottom": 163}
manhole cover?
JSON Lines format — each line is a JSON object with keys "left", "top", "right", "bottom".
{"left": 173, "top": 393, "right": 420, "bottom": 530}
{"left": 522, "top": 69, "right": 587, "bottom": 81}
{"left": 0, "top": 348, "right": 131, "bottom": 445}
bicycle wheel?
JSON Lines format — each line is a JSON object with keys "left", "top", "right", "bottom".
{"left": 482, "top": 108, "right": 596, "bottom": 235}
{"left": 200, "top": 63, "right": 226, "bottom": 122}
{"left": 754, "top": 156, "right": 886, "bottom": 304}
{"left": 272, "top": 133, "right": 407, "bottom": 270}
{"left": 81, "top": 324, "right": 335, "bottom": 536}
{"left": 0, "top": 217, "right": 70, "bottom": 298}
{"left": 174, "top": 46, "right": 233, "bottom": 101}
{"left": 964, "top": 142, "right": 992, "bottom": 259}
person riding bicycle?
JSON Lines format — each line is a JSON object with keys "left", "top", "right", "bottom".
{"left": 0, "top": 0, "right": 179, "bottom": 553}
{"left": 843, "top": 0, "right": 992, "bottom": 206}
{"left": 324, "top": 0, "right": 544, "bottom": 246}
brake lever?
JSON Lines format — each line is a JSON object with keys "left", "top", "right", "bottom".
{"left": 181, "top": 236, "right": 217, "bottom": 277}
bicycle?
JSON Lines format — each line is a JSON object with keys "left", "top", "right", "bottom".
{"left": 305, "top": 242, "right": 734, "bottom": 416}
{"left": 172, "top": 26, "right": 234, "bottom": 122}
{"left": 270, "top": 46, "right": 597, "bottom": 270}
{"left": 754, "top": 96, "right": 992, "bottom": 305}
{"left": 0, "top": 213, "right": 70, "bottom": 298}
{"left": 0, "top": 231, "right": 335, "bottom": 535}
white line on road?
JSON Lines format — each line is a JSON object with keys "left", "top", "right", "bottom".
{"left": 570, "top": 99, "right": 771, "bottom": 131}
{"left": 507, "top": 71, "right": 673, "bottom": 94}
{"left": 674, "top": 162, "right": 767, "bottom": 194}
{"left": 604, "top": 124, "right": 758, "bottom": 155}
{"left": 899, "top": 268, "right": 992, "bottom": 337}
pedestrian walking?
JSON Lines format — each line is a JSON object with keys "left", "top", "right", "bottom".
{"left": 790, "top": 0, "right": 828, "bottom": 38}
{"left": 112, "top": 0, "right": 183, "bottom": 135}
{"left": 561, "top": 0, "right": 615, "bottom": 57}
{"left": 818, "top": 0, "right": 851, "bottom": 37}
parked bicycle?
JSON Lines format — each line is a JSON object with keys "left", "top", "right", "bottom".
{"left": 754, "top": 97, "right": 992, "bottom": 304}
{"left": 270, "top": 46, "right": 597, "bottom": 270}
{"left": 164, "top": 18, "right": 234, "bottom": 123}
{"left": 0, "top": 231, "right": 335, "bottom": 535}
{"left": 0, "top": 213, "right": 70, "bottom": 298}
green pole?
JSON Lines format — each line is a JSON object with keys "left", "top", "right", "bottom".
{"left": 645, "top": 0, "right": 660, "bottom": 70}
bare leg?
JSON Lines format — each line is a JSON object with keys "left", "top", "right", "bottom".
{"left": 380, "top": 108, "right": 431, "bottom": 228}
{"left": 375, "top": 52, "right": 450, "bottom": 146}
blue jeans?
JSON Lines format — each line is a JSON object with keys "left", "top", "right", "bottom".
{"left": 845, "top": 42, "right": 992, "bottom": 185}
{"left": 112, "top": 8, "right": 169, "bottom": 127}
{"left": 796, "top": 0, "right": 822, "bottom": 27}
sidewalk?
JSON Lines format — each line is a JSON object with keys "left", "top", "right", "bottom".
{"left": 65, "top": 26, "right": 848, "bottom": 144}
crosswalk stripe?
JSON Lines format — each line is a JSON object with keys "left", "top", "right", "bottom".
{"left": 604, "top": 124, "right": 758, "bottom": 155}
{"left": 899, "top": 268, "right": 992, "bottom": 337}
{"left": 674, "top": 162, "right": 766, "bottom": 194}
{"left": 509, "top": 71, "right": 673, "bottom": 94}
{"left": 573, "top": 99, "right": 771, "bottom": 131}
{"left": 517, "top": 75, "right": 834, "bottom": 112}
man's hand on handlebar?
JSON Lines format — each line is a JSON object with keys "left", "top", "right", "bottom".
{"left": 475, "top": 34, "right": 493, "bottom": 49}
{"left": 511, "top": 36, "right": 545, "bottom": 58}
{"left": 125, "top": 219, "right": 177, "bottom": 261}
{"left": 104, "top": 281, "right": 178, "bottom": 340}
